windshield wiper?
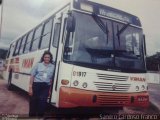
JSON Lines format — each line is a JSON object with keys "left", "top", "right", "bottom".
{"left": 92, "top": 13, "right": 109, "bottom": 43}
{"left": 116, "top": 23, "right": 130, "bottom": 45}
{"left": 117, "top": 23, "right": 130, "bottom": 36}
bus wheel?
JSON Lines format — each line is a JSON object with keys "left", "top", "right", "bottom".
{"left": 7, "top": 70, "right": 13, "bottom": 90}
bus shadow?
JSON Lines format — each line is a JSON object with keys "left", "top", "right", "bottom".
{"left": 45, "top": 104, "right": 121, "bottom": 119}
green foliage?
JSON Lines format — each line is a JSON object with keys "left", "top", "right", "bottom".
{"left": 146, "top": 52, "right": 160, "bottom": 71}
{"left": 0, "top": 49, "right": 8, "bottom": 59}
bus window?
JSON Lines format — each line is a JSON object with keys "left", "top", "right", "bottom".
{"left": 40, "top": 19, "right": 53, "bottom": 49}
{"left": 14, "top": 39, "right": 21, "bottom": 56}
{"left": 6, "top": 45, "right": 11, "bottom": 58}
{"left": 24, "top": 31, "right": 34, "bottom": 53}
{"left": 19, "top": 35, "right": 27, "bottom": 54}
{"left": 10, "top": 42, "right": 16, "bottom": 58}
{"left": 53, "top": 23, "right": 61, "bottom": 47}
{"left": 31, "top": 25, "right": 43, "bottom": 51}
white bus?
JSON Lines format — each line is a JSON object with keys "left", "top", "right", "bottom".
{"left": 3, "top": 0, "right": 149, "bottom": 109}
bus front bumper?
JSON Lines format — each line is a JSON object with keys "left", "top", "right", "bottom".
{"left": 59, "top": 87, "right": 149, "bottom": 108}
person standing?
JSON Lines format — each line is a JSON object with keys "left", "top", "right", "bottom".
{"left": 28, "top": 51, "right": 54, "bottom": 117}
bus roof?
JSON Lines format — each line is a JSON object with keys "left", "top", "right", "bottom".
{"left": 73, "top": 0, "right": 141, "bottom": 26}
{"left": 10, "top": 0, "right": 142, "bottom": 44}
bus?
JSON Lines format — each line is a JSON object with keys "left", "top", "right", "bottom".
{"left": 3, "top": 0, "right": 149, "bottom": 109}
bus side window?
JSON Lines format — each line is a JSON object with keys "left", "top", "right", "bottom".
{"left": 19, "top": 35, "right": 27, "bottom": 54}
{"left": 24, "top": 31, "right": 34, "bottom": 53}
{"left": 31, "top": 25, "right": 43, "bottom": 51}
{"left": 14, "top": 39, "right": 21, "bottom": 56}
{"left": 6, "top": 45, "right": 11, "bottom": 58}
{"left": 13, "top": 41, "right": 18, "bottom": 56}
{"left": 53, "top": 23, "right": 61, "bottom": 47}
{"left": 9, "top": 43, "right": 16, "bottom": 58}
{"left": 40, "top": 19, "right": 53, "bottom": 49}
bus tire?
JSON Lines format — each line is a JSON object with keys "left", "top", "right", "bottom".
{"left": 7, "top": 69, "right": 13, "bottom": 90}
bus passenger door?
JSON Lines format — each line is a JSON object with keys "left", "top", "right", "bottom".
{"left": 50, "top": 12, "right": 68, "bottom": 105}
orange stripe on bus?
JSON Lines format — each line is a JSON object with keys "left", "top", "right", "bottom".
{"left": 59, "top": 87, "right": 149, "bottom": 108}
{"left": 22, "top": 58, "right": 34, "bottom": 69}
{"left": 15, "top": 57, "right": 19, "bottom": 64}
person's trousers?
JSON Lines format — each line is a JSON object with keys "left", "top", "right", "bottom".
{"left": 29, "top": 82, "right": 50, "bottom": 117}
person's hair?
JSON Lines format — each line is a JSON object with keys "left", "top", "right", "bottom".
{"left": 40, "top": 51, "right": 53, "bottom": 63}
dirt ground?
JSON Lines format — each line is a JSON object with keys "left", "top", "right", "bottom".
{"left": 0, "top": 79, "right": 29, "bottom": 116}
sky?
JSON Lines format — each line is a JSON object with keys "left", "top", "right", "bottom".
{"left": 0, "top": 0, "right": 160, "bottom": 56}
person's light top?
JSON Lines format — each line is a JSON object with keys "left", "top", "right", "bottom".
{"left": 30, "top": 62, "right": 54, "bottom": 85}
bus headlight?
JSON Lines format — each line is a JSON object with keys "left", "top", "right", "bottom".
{"left": 82, "top": 82, "right": 88, "bottom": 88}
{"left": 136, "top": 86, "right": 139, "bottom": 91}
{"left": 73, "top": 80, "right": 79, "bottom": 86}
{"left": 141, "top": 85, "right": 145, "bottom": 90}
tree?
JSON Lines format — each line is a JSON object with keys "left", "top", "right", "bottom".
{"left": 0, "top": 49, "right": 8, "bottom": 59}
{"left": 146, "top": 52, "right": 160, "bottom": 71}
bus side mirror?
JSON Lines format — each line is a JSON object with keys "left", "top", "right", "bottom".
{"left": 66, "top": 14, "right": 75, "bottom": 32}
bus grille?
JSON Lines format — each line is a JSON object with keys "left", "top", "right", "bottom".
{"left": 97, "top": 73, "right": 128, "bottom": 81}
{"left": 94, "top": 82, "right": 131, "bottom": 92}
{"left": 97, "top": 94, "right": 130, "bottom": 106}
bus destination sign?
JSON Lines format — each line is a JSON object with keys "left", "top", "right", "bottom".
{"left": 73, "top": 0, "right": 142, "bottom": 26}
{"left": 99, "top": 8, "right": 131, "bottom": 23}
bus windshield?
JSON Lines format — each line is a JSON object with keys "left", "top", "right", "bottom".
{"left": 63, "top": 11, "right": 145, "bottom": 73}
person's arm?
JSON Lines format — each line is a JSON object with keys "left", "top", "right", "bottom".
{"left": 29, "top": 76, "right": 34, "bottom": 86}
{"left": 28, "top": 63, "right": 38, "bottom": 96}
{"left": 28, "top": 76, "right": 34, "bottom": 96}
{"left": 48, "top": 79, "right": 53, "bottom": 98}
